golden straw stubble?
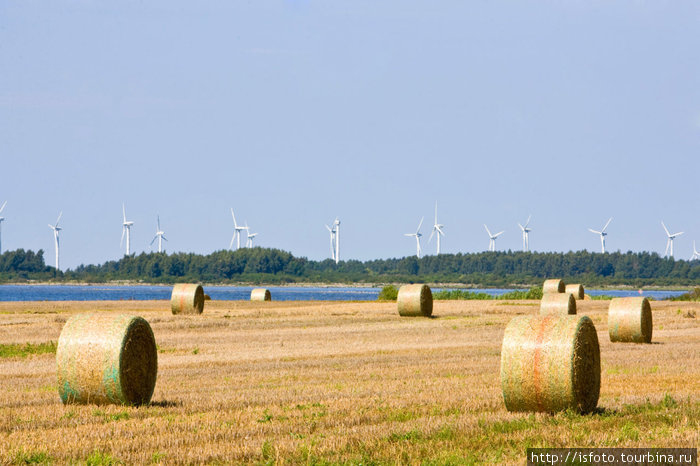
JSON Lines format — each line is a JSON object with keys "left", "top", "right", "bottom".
{"left": 56, "top": 313, "right": 158, "bottom": 406}
{"left": 500, "top": 315, "right": 600, "bottom": 413}
{"left": 397, "top": 284, "right": 433, "bottom": 317}
{"left": 565, "top": 284, "right": 585, "bottom": 300}
{"left": 251, "top": 288, "right": 272, "bottom": 301}
{"left": 170, "top": 283, "right": 204, "bottom": 314}
{"left": 540, "top": 293, "right": 576, "bottom": 316}
{"left": 543, "top": 279, "right": 565, "bottom": 294}
{"left": 608, "top": 297, "right": 653, "bottom": 343}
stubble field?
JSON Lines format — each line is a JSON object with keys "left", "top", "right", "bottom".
{"left": 0, "top": 298, "right": 698, "bottom": 464}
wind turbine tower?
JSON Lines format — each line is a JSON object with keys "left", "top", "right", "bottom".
{"left": 404, "top": 217, "right": 424, "bottom": 258}
{"left": 484, "top": 224, "right": 504, "bottom": 252}
{"left": 588, "top": 218, "right": 612, "bottom": 253}
{"left": 325, "top": 223, "right": 336, "bottom": 262}
{"left": 150, "top": 215, "right": 168, "bottom": 253}
{"left": 518, "top": 215, "right": 532, "bottom": 252}
{"left": 0, "top": 201, "right": 6, "bottom": 254}
{"left": 48, "top": 212, "right": 62, "bottom": 271}
{"left": 245, "top": 221, "right": 258, "bottom": 248}
{"left": 121, "top": 204, "right": 134, "bottom": 256}
{"left": 229, "top": 208, "right": 248, "bottom": 250}
{"left": 429, "top": 202, "right": 445, "bottom": 255}
{"left": 333, "top": 218, "right": 340, "bottom": 264}
{"left": 661, "top": 221, "right": 683, "bottom": 258}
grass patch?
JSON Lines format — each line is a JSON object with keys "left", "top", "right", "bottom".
{"left": 377, "top": 285, "right": 398, "bottom": 301}
{"left": 433, "top": 286, "right": 542, "bottom": 301}
{"left": 0, "top": 341, "right": 56, "bottom": 358}
{"left": 85, "top": 450, "right": 121, "bottom": 466}
{"left": 92, "top": 409, "right": 130, "bottom": 422}
{"left": 12, "top": 449, "right": 52, "bottom": 465}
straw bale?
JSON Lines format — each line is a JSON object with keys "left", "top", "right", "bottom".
{"left": 608, "top": 297, "right": 652, "bottom": 343}
{"left": 397, "top": 284, "right": 432, "bottom": 317}
{"left": 251, "top": 288, "right": 272, "bottom": 302}
{"left": 543, "top": 279, "right": 565, "bottom": 294}
{"left": 500, "top": 315, "right": 600, "bottom": 413}
{"left": 540, "top": 293, "right": 576, "bottom": 316}
{"left": 170, "top": 283, "right": 204, "bottom": 314}
{"left": 565, "top": 284, "right": 585, "bottom": 300}
{"left": 56, "top": 313, "right": 157, "bottom": 405}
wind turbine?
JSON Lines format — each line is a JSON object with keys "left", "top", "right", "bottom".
{"left": 518, "top": 215, "right": 532, "bottom": 252}
{"left": 661, "top": 221, "right": 683, "bottom": 258}
{"left": 48, "top": 212, "right": 62, "bottom": 271}
{"left": 120, "top": 204, "right": 134, "bottom": 256}
{"left": 229, "top": 208, "right": 248, "bottom": 250}
{"left": 325, "top": 223, "right": 336, "bottom": 262}
{"left": 333, "top": 217, "right": 340, "bottom": 264}
{"left": 484, "top": 224, "right": 504, "bottom": 252}
{"left": 428, "top": 202, "right": 445, "bottom": 255}
{"left": 588, "top": 217, "right": 612, "bottom": 253}
{"left": 150, "top": 215, "right": 167, "bottom": 253}
{"left": 245, "top": 221, "right": 258, "bottom": 248}
{"left": 0, "top": 201, "right": 6, "bottom": 254}
{"left": 404, "top": 217, "right": 424, "bottom": 258}
{"left": 690, "top": 241, "right": 700, "bottom": 261}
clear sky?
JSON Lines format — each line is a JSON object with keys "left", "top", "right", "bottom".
{"left": 2, "top": 1, "right": 699, "bottom": 270}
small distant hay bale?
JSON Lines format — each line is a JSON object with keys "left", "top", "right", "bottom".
{"left": 251, "top": 288, "right": 271, "bottom": 302}
{"left": 540, "top": 293, "right": 576, "bottom": 316}
{"left": 565, "top": 284, "right": 585, "bottom": 300}
{"left": 583, "top": 294, "right": 592, "bottom": 301}
{"left": 500, "top": 315, "right": 600, "bottom": 413}
{"left": 543, "top": 279, "right": 565, "bottom": 294}
{"left": 397, "top": 284, "right": 433, "bottom": 317}
{"left": 608, "top": 297, "right": 652, "bottom": 343}
{"left": 203, "top": 294, "right": 211, "bottom": 301}
{"left": 56, "top": 313, "right": 157, "bottom": 405}
{"left": 170, "top": 283, "right": 204, "bottom": 314}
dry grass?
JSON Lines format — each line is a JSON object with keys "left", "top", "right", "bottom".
{"left": 0, "top": 299, "right": 698, "bottom": 465}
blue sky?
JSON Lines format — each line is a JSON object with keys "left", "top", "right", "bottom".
{"left": 2, "top": 1, "right": 699, "bottom": 270}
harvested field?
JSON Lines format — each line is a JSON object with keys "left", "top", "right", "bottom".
{"left": 0, "top": 299, "right": 698, "bottom": 464}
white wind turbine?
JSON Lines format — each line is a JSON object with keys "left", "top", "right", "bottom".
{"left": 150, "top": 215, "right": 167, "bottom": 253}
{"left": 588, "top": 217, "right": 612, "bottom": 253}
{"left": 245, "top": 221, "right": 258, "bottom": 248}
{"left": 229, "top": 208, "right": 248, "bottom": 250}
{"left": 0, "top": 201, "right": 7, "bottom": 254}
{"left": 48, "top": 212, "right": 62, "bottom": 271}
{"left": 120, "top": 204, "right": 134, "bottom": 256}
{"left": 484, "top": 224, "right": 504, "bottom": 252}
{"left": 690, "top": 241, "right": 700, "bottom": 261}
{"left": 428, "top": 202, "right": 445, "bottom": 255}
{"left": 661, "top": 221, "right": 683, "bottom": 258}
{"left": 518, "top": 215, "right": 532, "bottom": 252}
{"left": 404, "top": 217, "right": 424, "bottom": 258}
{"left": 325, "top": 223, "right": 336, "bottom": 262}
{"left": 333, "top": 217, "right": 340, "bottom": 264}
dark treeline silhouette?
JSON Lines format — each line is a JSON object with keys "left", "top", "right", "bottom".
{"left": 1, "top": 247, "right": 699, "bottom": 286}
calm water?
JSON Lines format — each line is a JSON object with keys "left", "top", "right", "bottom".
{"left": 0, "top": 285, "right": 687, "bottom": 302}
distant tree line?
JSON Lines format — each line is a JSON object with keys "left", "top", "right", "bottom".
{"left": 1, "top": 247, "right": 699, "bottom": 287}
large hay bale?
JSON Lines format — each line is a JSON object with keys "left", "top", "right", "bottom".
{"left": 540, "top": 293, "right": 576, "bottom": 316}
{"left": 170, "top": 283, "right": 204, "bottom": 314}
{"left": 500, "top": 315, "right": 600, "bottom": 413}
{"left": 251, "top": 288, "right": 271, "bottom": 301}
{"left": 543, "top": 279, "right": 565, "bottom": 294}
{"left": 397, "top": 284, "right": 433, "bottom": 317}
{"left": 565, "top": 284, "right": 585, "bottom": 300}
{"left": 608, "top": 297, "right": 652, "bottom": 343}
{"left": 56, "top": 313, "right": 157, "bottom": 405}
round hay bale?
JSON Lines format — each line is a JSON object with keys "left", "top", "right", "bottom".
{"left": 543, "top": 279, "right": 565, "bottom": 294}
{"left": 540, "top": 293, "right": 576, "bottom": 316}
{"left": 170, "top": 283, "right": 204, "bottom": 314}
{"left": 251, "top": 288, "right": 271, "bottom": 302}
{"left": 203, "top": 294, "right": 211, "bottom": 301}
{"left": 565, "top": 284, "right": 585, "bottom": 300}
{"left": 56, "top": 313, "right": 157, "bottom": 405}
{"left": 500, "top": 315, "right": 600, "bottom": 413}
{"left": 608, "top": 297, "right": 652, "bottom": 343}
{"left": 583, "top": 294, "right": 592, "bottom": 301}
{"left": 397, "top": 284, "right": 433, "bottom": 317}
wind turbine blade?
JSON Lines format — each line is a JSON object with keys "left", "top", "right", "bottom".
{"left": 0, "top": 201, "right": 6, "bottom": 214}
{"left": 122, "top": 204, "right": 126, "bottom": 223}
{"left": 121, "top": 227, "right": 125, "bottom": 246}
{"left": 484, "top": 224, "right": 492, "bottom": 236}
{"left": 325, "top": 225, "right": 332, "bottom": 232}
{"left": 150, "top": 235, "right": 157, "bottom": 245}
{"left": 524, "top": 215, "right": 531, "bottom": 228}
{"left": 661, "top": 221, "right": 670, "bottom": 236}
{"left": 588, "top": 229, "right": 601, "bottom": 234}
{"left": 438, "top": 227, "right": 445, "bottom": 236}
{"left": 48, "top": 224, "right": 54, "bottom": 230}
{"left": 162, "top": 235, "right": 168, "bottom": 241}
{"left": 494, "top": 231, "right": 505, "bottom": 238}
{"left": 229, "top": 233, "right": 236, "bottom": 249}
{"left": 157, "top": 215, "right": 161, "bottom": 231}
{"left": 434, "top": 201, "right": 438, "bottom": 225}
{"left": 428, "top": 229, "right": 435, "bottom": 242}
{"left": 518, "top": 223, "right": 524, "bottom": 231}
{"left": 404, "top": 233, "right": 413, "bottom": 237}
{"left": 55, "top": 212, "right": 62, "bottom": 227}
{"left": 602, "top": 217, "right": 612, "bottom": 232}
{"left": 675, "top": 231, "right": 684, "bottom": 237}
{"left": 416, "top": 217, "right": 424, "bottom": 232}
{"left": 231, "top": 208, "right": 238, "bottom": 227}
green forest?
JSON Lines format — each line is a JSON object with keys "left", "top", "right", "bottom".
{"left": 1, "top": 247, "right": 699, "bottom": 287}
